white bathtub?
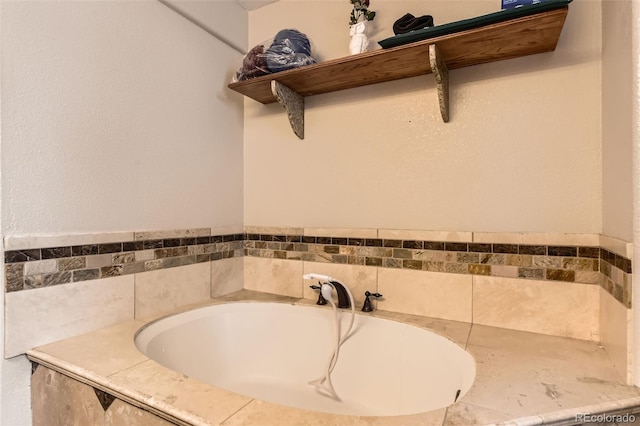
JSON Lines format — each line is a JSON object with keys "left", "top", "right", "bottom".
{"left": 135, "top": 302, "right": 476, "bottom": 417}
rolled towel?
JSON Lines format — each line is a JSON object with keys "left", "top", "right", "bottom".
{"left": 393, "top": 13, "right": 434, "bottom": 35}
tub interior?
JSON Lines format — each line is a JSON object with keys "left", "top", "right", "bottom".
{"left": 135, "top": 302, "right": 476, "bottom": 416}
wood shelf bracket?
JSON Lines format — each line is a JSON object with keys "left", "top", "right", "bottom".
{"left": 428, "top": 44, "right": 450, "bottom": 122}
{"left": 271, "top": 80, "right": 305, "bottom": 139}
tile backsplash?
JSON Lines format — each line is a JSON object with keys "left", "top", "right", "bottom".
{"left": 3, "top": 227, "right": 633, "bottom": 308}
{"left": 4, "top": 234, "right": 244, "bottom": 292}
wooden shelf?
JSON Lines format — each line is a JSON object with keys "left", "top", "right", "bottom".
{"left": 228, "top": 6, "right": 569, "bottom": 138}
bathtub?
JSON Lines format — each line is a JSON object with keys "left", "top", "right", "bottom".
{"left": 135, "top": 301, "right": 476, "bottom": 417}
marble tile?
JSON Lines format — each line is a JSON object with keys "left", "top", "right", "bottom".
{"left": 468, "top": 324, "right": 602, "bottom": 360}
{"left": 443, "top": 401, "right": 514, "bottom": 425}
{"left": 4, "top": 231, "right": 134, "bottom": 251}
{"left": 302, "top": 261, "right": 377, "bottom": 310}
{"left": 5, "top": 275, "right": 134, "bottom": 358}
{"left": 371, "top": 309, "right": 471, "bottom": 348}
{"left": 245, "top": 225, "right": 304, "bottom": 235}
{"left": 105, "top": 399, "right": 175, "bottom": 426}
{"left": 378, "top": 229, "right": 472, "bottom": 242}
{"left": 31, "top": 365, "right": 105, "bottom": 426}
{"left": 490, "top": 416, "right": 544, "bottom": 426}
{"left": 134, "top": 262, "right": 211, "bottom": 319}
{"left": 472, "top": 276, "right": 599, "bottom": 341}
{"left": 211, "top": 224, "right": 244, "bottom": 235}
{"left": 34, "top": 320, "right": 147, "bottom": 377}
{"left": 304, "top": 227, "right": 378, "bottom": 239}
{"left": 134, "top": 228, "right": 210, "bottom": 241}
{"left": 575, "top": 271, "right": 602, "bottom": 284}
{"left": 377, "top": 268, "right": 472, "bottom": 323}
{"left": 462, "top": 324, "right": 640, "bottom": 419}
{"left": 211, "top": 257, "right": 244, "bottom": 297}
{"left": 134, "top": 249, "right": 155, "bottom": 262}
{"left": 86, "top": 254, "right": 115, "bottom": 268}
{"left": 521, "top": 232, "right": 599, "bottom": 246}
{"left": 107, "top": 359, "right": 252, "bottom": 425}
{"left": 5, "top": 263, "right": 25, "bottom": 292}
{"left": 134, "top": 299, "right": 227, "bottom": 325}
{"left": 24, "top": 271, "right": 72, "bottom": 289}
{"left": 600, "top": 234, "right": 634, "bottom": 258}
{"left": 243, "top": 256, "right": 304, "bottom": 298}
{"left": 491, "top": 265, "right": 519, "bottom": 278}
{"left": 537, "top": 396, "right": 640, "bottom": 425}
{"left": 58, "top": 256, "right": 87, "bottom": 271}
{"left": 23, "top": 259, "right": 58, "bottom": 275}
{"left": 473, "top": 232, "right": 600, "bottom": 246}
{"left": 600, "top": 287, "right": 633, "bottom": 384}
{"left": 472, "top": 232, "right": 524, "bottom": 244}
{"left": 214, "top": 288, "right": 300, "bottom": 304}
{"left": 221, "top": 399, "right": 447, "bottom": 425}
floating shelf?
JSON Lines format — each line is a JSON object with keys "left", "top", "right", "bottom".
{"left": 228, "top": 6, "right": 569, "bottom": 139}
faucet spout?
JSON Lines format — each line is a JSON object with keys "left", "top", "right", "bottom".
{"left": 328, "top": 280, "right": 351, "bottom": 309}
{"left": 303, "top": 274, "right": 352, "bottom": 309}
{"left": 305, "top": 273, "right": 356, "bottom": 401}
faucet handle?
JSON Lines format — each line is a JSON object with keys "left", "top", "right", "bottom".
{"left": 309, "top": 285, "right": 328, "bottom": 305}
{"left": 362, "top": 291, "right": 383, "bottom": 312}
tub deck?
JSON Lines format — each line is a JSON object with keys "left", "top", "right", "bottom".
{"left": 27, "top": 290, "right": 640, "bottom": 425}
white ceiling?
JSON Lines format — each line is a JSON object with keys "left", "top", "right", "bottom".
{"left": 236, "top": 0, "right": 279, "bottom": 11}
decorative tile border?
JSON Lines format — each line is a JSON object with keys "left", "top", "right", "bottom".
{"left": 3, "top": 230, "right": 633, "bottom": 308}
{"left": 4, "top": 234, "right": 244, "bottom": 292}
{"left": 242, "top": 233, "right": 632, "bottom": 307}
{"left": 243, "top": 234, "right": 603, "bottom": 279}
{"left": 601, "top": 249, "right": 633, "bottom": 308}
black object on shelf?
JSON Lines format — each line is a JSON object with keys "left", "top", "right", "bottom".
{"left": 393, "top": 13, "right": 435, "bottom": 35}
{"left": 379, "top": 0, "right": 572, "bottom": 49}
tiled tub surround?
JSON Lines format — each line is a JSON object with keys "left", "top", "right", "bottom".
{"left": 4, "top": 230, "right": 632, "bottom": 308}
{"left": 3, "top": 228, "right": 632, "bottom": 361}
{"left": 26, "top": 291, "right": 640, "bottom": 426}
{"left": 3, "top": 228, "right": 246, "bottom": 358}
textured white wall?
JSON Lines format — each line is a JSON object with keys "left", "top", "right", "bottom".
{"left": 243, "top": 0, "right": 603, "bottom": 233}
{"left": 163, "top": 0, "right": 249, "bottom": 52}
{"left": 1, "top": 5, "right": 32, "bottom": 425}
{"left": 602, "top": 0, "right": 633, "bottom": 242}
{"left": 1, "top": 0, "right": 244, "bottom": 236}
{"left": 0, "top": 1, "right": 246, "bottom": 423}
{"left": 632, "top": 0, "right": 640, "bottom": 386}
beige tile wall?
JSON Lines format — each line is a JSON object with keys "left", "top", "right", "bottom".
{"left": 134, "top": 262, "right": 211, "bottom": 319}
{"left": 243, "top": 255, "right": 600, "bottom": 341}
{"left": 244, "top": 256, "right": 304, "bottom": 298}
{"left": 378, "top": 268, "right": 472, "bottom": 323}
{"left": 600, "top": 287, "right": 634, "bottom": 384}
{"left": 378, "top": 229, "right": 472, "bottom": 243}
{"left": 211, "top": 257, "right": 244, "bottom": 297}
{"left": 240, "top": 226, "right": 621, "bottom": 343}
{"left": 472, "top": 276, "right": 600, "bottom": 341}
{"left": 6, "top": 259, "right": 244, "bottom": 358}
{"left": 5, "top": 275, "right": 135, "bottom": 358}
